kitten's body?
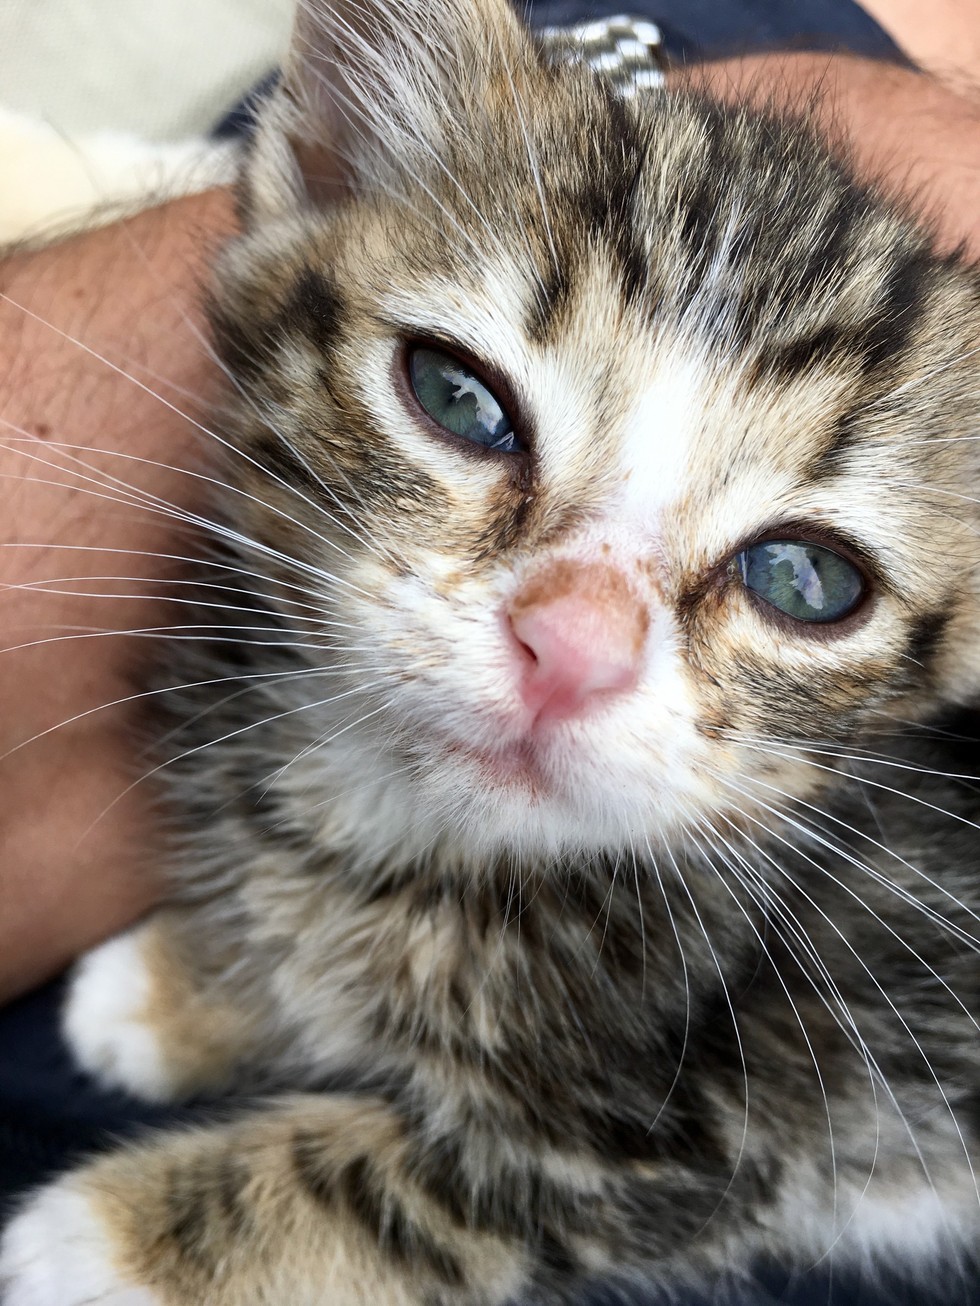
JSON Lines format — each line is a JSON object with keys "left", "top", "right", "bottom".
{"left": 3, "top": 2, "right": 980, "bottom": 1303}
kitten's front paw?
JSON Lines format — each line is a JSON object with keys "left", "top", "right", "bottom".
{"left": 0, "top": 1182, "right": 160, "bottom": 1306}
{"left": 63, "top": 931, "right": 177, "bottom": 1103}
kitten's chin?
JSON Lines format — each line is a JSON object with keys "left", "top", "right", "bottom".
{"left": 442, "top": 736, "right": 543, "bottom": 793}
{"left": 430, "top": 689, "right": 630, "bottom": 798}
{"left": 413, "top": 721, "right": 682, "bottom": 858}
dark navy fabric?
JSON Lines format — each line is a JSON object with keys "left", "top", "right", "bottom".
{"left": 213, "top": 70, "right": 280, "bottom": 139}
{"left": 214, "top": 0, "right": 908, "bottom": 138}
{"left": 0, "top": 980, "right": 182, "bottom": 1224}
{"left": 525, "top": 0, "right": 906, "bottom": 63}
{"left": 4, "top": 6, "right": 971, "bottom": 1306}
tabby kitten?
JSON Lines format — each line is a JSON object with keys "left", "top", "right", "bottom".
{"left": 2, "top": 1, "right": 980, "bottom": 1303}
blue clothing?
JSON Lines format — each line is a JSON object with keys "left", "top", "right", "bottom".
{"left": 528, "top": 0, "right": 905, "bottom": 62}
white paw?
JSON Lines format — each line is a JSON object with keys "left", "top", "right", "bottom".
{"left": 63, "top": 930, "right": 177, "bottom": 1103}
{"left": 0, "top": 1181, "right": 160, "bottom": 1306}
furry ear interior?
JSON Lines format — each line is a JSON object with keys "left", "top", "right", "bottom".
{"left": 242, "top": 0, "right": 527, "bottom": 226}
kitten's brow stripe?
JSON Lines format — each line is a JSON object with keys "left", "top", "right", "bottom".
{"left": 904, "top": 610, "right": 953, "bottom": 672}
{"left": 757, "top": 245, "right": 935, "bottom": 396}
{"left": 214, "top": 1156, "right": 254, "bottom": 1236}
{"left": 671, "top": 103, "right": 736, "bottom": 277}
{"left": 858, "top": 246, "right": 936, "bottom": 378}
{"left": 283, "top": 266, "right": 346, "bottom": 358}
{"left": 761, "top": 325, "right": 861, "bottom": 382}
{"left": 525, "top": 262, "right": 571, "bottom": 342}
{"left": 808, "top": 409, "right": 861, "bottom": 481}
{"left": 564, "top": 87, "right": 652, "bottom": 311}
{"left": 791, "top": 185, "right": 863, "bottom": 304}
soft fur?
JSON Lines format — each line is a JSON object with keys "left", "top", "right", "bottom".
{"left": 2, "top": 1, "right": 980, "bottom": 1303}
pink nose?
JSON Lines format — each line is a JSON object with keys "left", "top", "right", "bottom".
{"left": 506, "top": 560, "right": 648, "bottom": 724}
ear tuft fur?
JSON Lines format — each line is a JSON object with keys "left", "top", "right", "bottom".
{"left": 240, "top": 0, "right": 528, "bottom": 227}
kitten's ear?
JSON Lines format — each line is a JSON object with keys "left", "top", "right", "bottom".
{"left": 242, "top": 0, "right": 527, "bottom": 226}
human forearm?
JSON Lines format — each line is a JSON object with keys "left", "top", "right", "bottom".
{"left": 0, "top": 188, "right": 235, "bottom": 1001}
{"left": 860, "top": 0, "right": 980, "bottom": 88}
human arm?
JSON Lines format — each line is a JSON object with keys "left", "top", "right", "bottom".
{"left": 0, "top": 188, "right": 235, "bottom": 1002}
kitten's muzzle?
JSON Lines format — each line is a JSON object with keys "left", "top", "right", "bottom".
{"left": 506, "top": 559, "right": 649, "bottom": 727}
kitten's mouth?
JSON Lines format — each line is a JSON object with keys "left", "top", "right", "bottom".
{"left": 443, "top": 734, "right": 544, "bottom": 791}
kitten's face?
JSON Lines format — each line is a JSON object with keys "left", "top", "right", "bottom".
{"left": 212, "top": 0, "right": 980, "bottom": 863}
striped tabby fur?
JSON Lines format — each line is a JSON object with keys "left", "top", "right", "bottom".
{"left": 2, "top": 1, "right": 980, "bottom": 1303}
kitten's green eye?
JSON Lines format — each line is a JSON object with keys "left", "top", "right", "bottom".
{"left": 408, "top": 346, "right": 522, "bottom": 454}
{"left": 737, "top": 540, "right": 864, "bottom": 624}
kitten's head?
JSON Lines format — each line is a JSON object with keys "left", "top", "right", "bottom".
{"left": 210, "top": 0, "right": 980, "bottom": 864}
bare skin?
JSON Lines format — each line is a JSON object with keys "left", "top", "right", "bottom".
{"left": 0, "top": 190, "right": 235, "bottom": 1000}
{"left": 860, "top": 0, "right": 980, "bottom": 87}
{"left": 1, "top": 27, "right": 979, "bottom": 1003}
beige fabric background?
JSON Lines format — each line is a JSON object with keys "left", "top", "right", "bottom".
{"left": 0, "top": 0, "right": 294, "bottom": 140}
{"left": 0, "top": 1, "right": 296, "bottom": 243}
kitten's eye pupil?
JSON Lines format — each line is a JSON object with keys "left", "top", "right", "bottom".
{"left": 737, "top": 540, "right": 864, "bottom": 624}
{"left": 408, "top": 346, "right": 522, "bottom": 454}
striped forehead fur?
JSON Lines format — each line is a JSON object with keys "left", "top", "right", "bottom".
{"left": 206, "top": 0, "right": 980, "bottom": 866}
